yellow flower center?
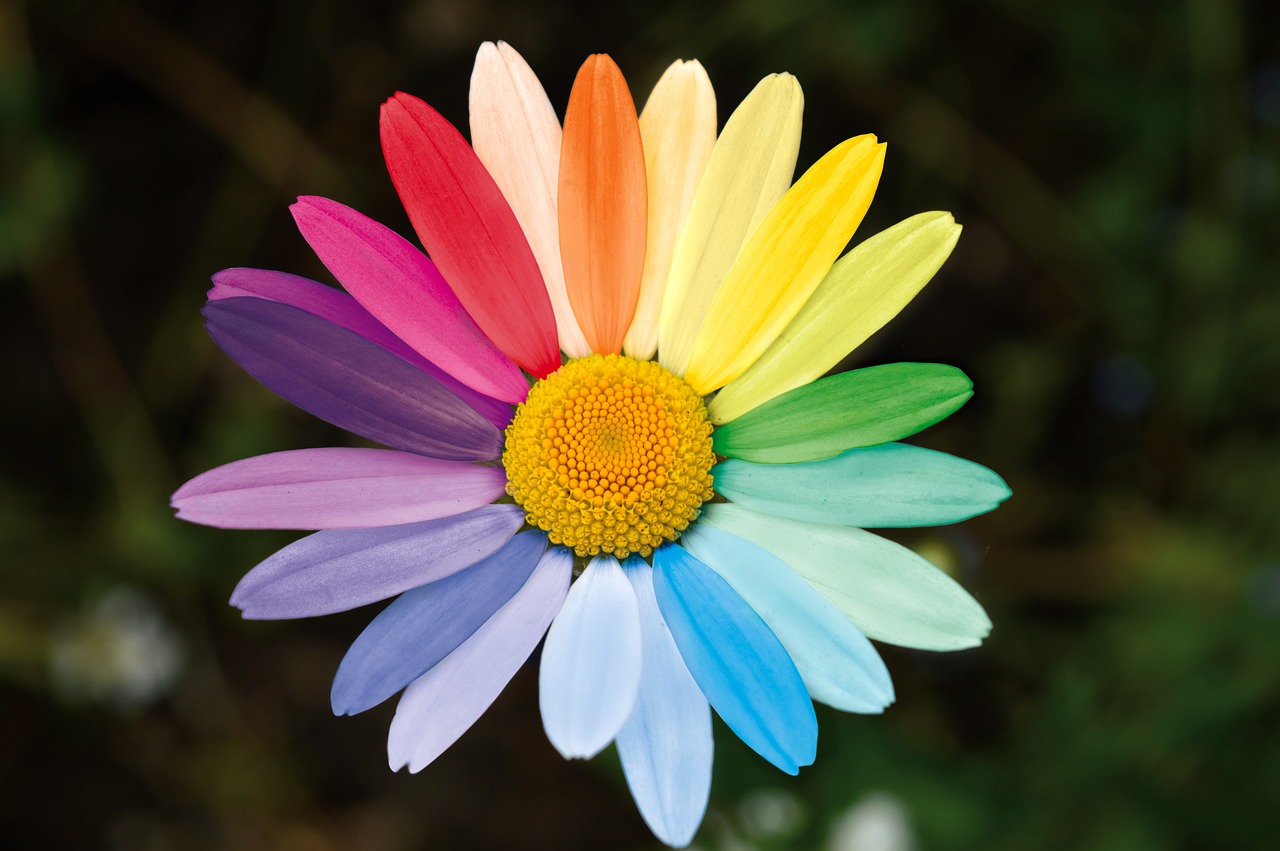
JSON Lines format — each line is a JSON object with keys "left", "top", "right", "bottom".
{"left": 503, "top": 354, "right": 715, "bottom": 559}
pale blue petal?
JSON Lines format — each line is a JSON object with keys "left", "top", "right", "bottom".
{"left": 652, "top": 544, "right": 816, "bottom": 774}
{"left": 700, "top": 503, "right": 992, "bottom": 650}
{"left": 615, "top": 557, "right": 712, "bottom": 847}
{"left": 680, "top": 525, "right": 893, "bottom": 713}
{"left": 388, "top": 547, "right": 571, "bottom": 772}
{"left": 713, "top": 443, "right": 1011, "bottom": 528}
{"left": 330, "top": 531, "right": 547, "bottom": 715}
{"left": 539, "top": 555, "right": 642, "bottom": 759}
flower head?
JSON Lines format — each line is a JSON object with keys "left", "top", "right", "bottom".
{"left": 173, "top": 42, "right": 1010, "bottom": 847}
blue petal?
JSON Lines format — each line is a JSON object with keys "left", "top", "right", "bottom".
{"left": 539, "top": 555, "right": 642, "bottom": 759}
{"left": 616, "top": 557, "right": 712, "bottom": 847}
{"left": 680, "top": 525, "right": 894, "bottom": 713}
{"left": 330, "top": 530, "right": 547, "bottom": 715}
{"left": 388, "top": 546, "right": 571, "bottom": 772}
{"left": 652, "top": 543, "right": 817, "bottom": 774}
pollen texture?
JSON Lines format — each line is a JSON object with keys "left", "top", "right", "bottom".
{"left": 504, "top": 354, "right": 715, "bottom": 558}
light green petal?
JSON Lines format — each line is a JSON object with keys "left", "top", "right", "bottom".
{"left": 708, "top": 211, "right": 962, "bottom": 424}
{"left": 713, "top": 443, "right": 1011, "bottom": 528}
{"left": 657, "top": 73, "right": 802, "bottom": 377}
{"left": 711, "top": 362, "right": 973, "bottom": 463}
{"left": 698, "top": 503, "right": 992, "bottom": 651}
{"left": 684, "top": 136, "right": 885, "bottom": 395}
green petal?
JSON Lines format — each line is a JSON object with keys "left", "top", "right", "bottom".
{"left": 713, "top": 443, "right": 1011, "bottom": 528}
{"left": 711, "top": 362, "right": 973, "bottom": 463}
{"left": 699, "top": 503, "right": 992, "bottom": 651}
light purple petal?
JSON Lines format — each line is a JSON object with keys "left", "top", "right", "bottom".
{"left": 172, "top": 447, "right": 507, "bottom": 530}
{"left": 616, "top": 557, "right": 712, "bottom": 848}
{"left": 539, "top": 555, "right": 642, "bottom": 759}
{"left": 388, "top": 546, "right": 571, "bottom": 772}
{"left": 204, "top": 296, "right": 502, "bottom": 460}
{"left": 210, "top": 268, "right": 514, "bottom": 428}
{"left": 331, "top": 530, "right": 548, "bottom": 715}
{"left": 291, "top": 197, "right": 530, "bottom": 404}
{"left": 230, "top": 503, "right": 523, "bottom": 618}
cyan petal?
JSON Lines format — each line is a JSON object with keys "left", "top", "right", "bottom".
{"left": 680, "top": 525, "right": 893, "bottom": 713}
{"left": 652, "top": 544, "right": 816, "bottom": 774}
{"left": 616, "top": 557, "right": 712, "bottom": 847}
{"left": 330, "top": 531, "right": 547, "bottom": 715}
{"left": 539, "top": 555, "right": 642, "bottom": 759}
{"left": 700, "top": 504, "right": 992, "bottom": 651}
{"left": 388, "top": 547, "right": 571, "bottom": 772}
{"left": 713, "top": 443, "right": 1011, "bottom": 527}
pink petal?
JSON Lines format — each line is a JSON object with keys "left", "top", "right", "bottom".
{"left": 381, "top": 92, "right": 560, "bottom": 377}
{"left": 172, "top": 447, "right": 508, "bottom": 529}
{"left": 290, "top": 197, "right": 528, "bottom": 404}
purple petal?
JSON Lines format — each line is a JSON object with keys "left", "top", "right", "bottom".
{"left": 388, "top": 546, "right": 571, "bottom": 772}
{"left": 204, "top": 296, "right": 502, "bottom": 460}
{"left": 330, "top": 530, "right": 548, "bottom": 715}
{"left": 230, "top": 503, "right": 524, "bottom": 618}
{"left": 210, "top": 268, "right": 514, "bottom": 428}
{"left": 291, "top": 197, "right": 530, "bottom": 404}
{"left": 172, "top": 447, "right": 507, "bottom": 529}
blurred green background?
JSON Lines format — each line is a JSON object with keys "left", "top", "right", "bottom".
{"left": 3, "top": 0, "right": 1278, "bottom": 848}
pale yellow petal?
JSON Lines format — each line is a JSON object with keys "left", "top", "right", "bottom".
{"left": 621, "top": 60, "right": 717, "bottom": 360}
{"left": 656, "top": 73, "right": 802, "bottom": 376}
{"left": 707, "top": 211, "right": 962, "bottom": 424}
{"left": 470, "top": 41, "right": 591, "bottom": 358}
{"left": 683, "top": 136, "right": 885, "bottom": 395}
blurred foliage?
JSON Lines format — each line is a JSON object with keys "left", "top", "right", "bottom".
{"left": 2, "top": 0, "right": 1278, "bottom": 848}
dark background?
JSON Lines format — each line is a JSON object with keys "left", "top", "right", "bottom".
{"left": 3, "top": 0, "right": 1278, "bottom": 848}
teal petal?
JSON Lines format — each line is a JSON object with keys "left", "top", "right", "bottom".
{"left": 713, "top": 443, "right": 1011, "bottom": 528}
{"left": 680, "top": 525, "right": 894, "bottom": 713}
{"left": 616, "top": 557, "right": 713, "bottom": 848}
{"left": 711, "top": 362, "right": 972, "bottom": 463}
{"left": 699, "top": 504, "right": 992, "bottom": 651}
{"left": 652, "top": 543, "right": 817, "bottom": 774}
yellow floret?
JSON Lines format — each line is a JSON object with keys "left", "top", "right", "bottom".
{"left": 504, "top": 354, "right": 715, "bottom": 559}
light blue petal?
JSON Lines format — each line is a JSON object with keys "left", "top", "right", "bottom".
{"left": 652, "top": 544, "right": 816, "bottom": 775}
{"left": 680, "top": 525, "right": 894, "bottom": 713}
{"left": 713, "top": 443, "right": 1011, "bottom": 528}
{"left": 615, "top": 557, "right": 712, "bottom": 847}
{"left": 539, "top": 555, "right": 642, "bottom": 759}
{"left": 700, "top": 503, "right": 991, "bottom": 651}
{"left": 330, "top": 530, "right": 547, "bottom": 715}
{"left": 388, "top": 547, "right": 571, "bottom": 772}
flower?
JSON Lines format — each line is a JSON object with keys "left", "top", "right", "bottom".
{"left": 172, "top": 42, "right": 1010, "bottom": 847}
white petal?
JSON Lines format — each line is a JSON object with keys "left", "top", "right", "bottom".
{"left": 538, "top": 555, "right": 642, "bottom": 758}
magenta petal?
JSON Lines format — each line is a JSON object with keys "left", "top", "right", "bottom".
{"left": 290, "top": 197, "right": 529, "bottom": 404}
{"left": 230, "top": 503, "right": 525, "bottom": 619}
{"left": 205, "top": 297, "right": 502, "bottom": 460}
{"left": 331, "top": 530, "right": 548, "bottom": 715}
{"left": 210, "top": 268, "right": 514, "bottom": 428}
{"left": 172, "top": 447, "right": 507, "bottom": 530}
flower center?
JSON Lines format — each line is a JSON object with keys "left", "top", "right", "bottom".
{"left": 503, "top": 354, "right": 715, "bottom": 559}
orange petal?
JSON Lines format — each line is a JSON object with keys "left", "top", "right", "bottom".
{"left": 558, "top": 55, "right": 648, "bottom": 355}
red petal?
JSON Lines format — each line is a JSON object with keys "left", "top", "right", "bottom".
{"left": 380, "top": 92, "right": 560, "bottom": 377}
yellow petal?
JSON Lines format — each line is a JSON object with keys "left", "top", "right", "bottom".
{"left": 621, "top": 60, "right": 717, "bottom": 360}
{"left": 470, "top": 41, "right": 591, "bottom": 358}
{"left": 683, "top": 136, "right": 885, "bottom": 395}
{"left": 657, "top": 73, "right": 802, "bottom": 376}
{"left": 707, "top": 211, "right": 962, "bottom": 424}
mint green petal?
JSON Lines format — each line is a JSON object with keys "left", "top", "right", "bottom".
{"left": 711, "top": 363, "right": 972, "bottom": 463}
{"left": 680, "top": 525, "right": 894, "bottom": 713}
{"left": 713, "top": 443, "right": 1010, "bottom": 528}
{"left": 699, "top": 504, "right": 991, "bottom": 651}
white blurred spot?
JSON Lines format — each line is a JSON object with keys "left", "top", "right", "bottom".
{"left": 827, "top": 792, "right": 917, "bottom": 851}
{"left": 737, "top": 788, "right": 805, "bottom": 841}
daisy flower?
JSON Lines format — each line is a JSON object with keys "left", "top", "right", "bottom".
{"left": 173, "top": 42, "right": 1010, "bottom": 847}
